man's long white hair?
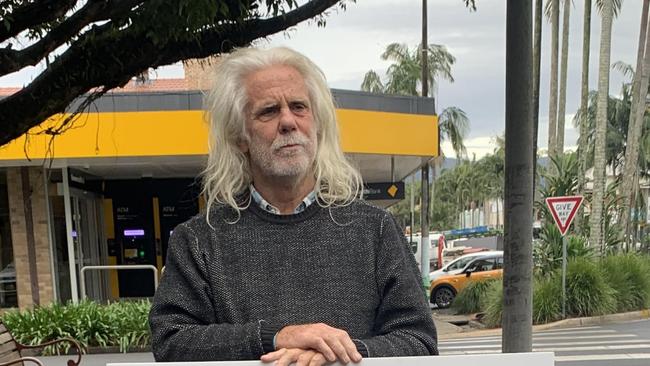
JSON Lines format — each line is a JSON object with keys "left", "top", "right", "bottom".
{"left": 201, "top": 47, "right": 363, "bottom": 222}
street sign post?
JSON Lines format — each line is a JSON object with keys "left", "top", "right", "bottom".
{"left": 545, "top": 196, "right": 584, "bottom": 319}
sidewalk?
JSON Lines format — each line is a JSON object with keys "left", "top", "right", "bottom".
{"left": 435, "top": 308, "right": 650, "bottom": 339}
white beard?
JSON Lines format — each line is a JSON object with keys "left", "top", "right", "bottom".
{"left": 248, "top": 131, "right": 317, "bottom": 179}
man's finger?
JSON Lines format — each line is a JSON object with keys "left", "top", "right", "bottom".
{"left": 309, "top": 353, "right": 327, "bottom": 366}
{"left": 260, "top": 348, "right": 287, "bottom": 362}
{"left": 296, "top": 350, "right": 316, "bottom": 366}
{"left": 313, "top": 338, "right": 336, "bottom": 362}
{"left": 275, "top": 349, "right": 298, "bottom": 366}
{"left": 327, "top": 338, "right": 350, "bottom": 364}
{"left": 341, "top": 336, "right": 362, "bottom": 363}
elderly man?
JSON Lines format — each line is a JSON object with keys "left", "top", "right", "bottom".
{"left": 149, "top": 47, "right": 438, "bottom": 365}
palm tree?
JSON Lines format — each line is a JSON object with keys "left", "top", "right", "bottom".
{"left": 620, "top": 1, "right": 650, "bottom": 248}
{"left": 557, "top": 0, "right": 571, "bottom": 154}
{"left": 576, "top": 0, "right": 592, "bottom": 229}
{"left": 361, "top": 43, "right": 468, "bottom": 159}
{"left": 362, "top": 43, "right": 455, "bottom": 97}
{"left": 589, "top": 0, "right": 615, "bottom": 251}
{"left": 438, "top": 107, "right": 470, "bottom": 159}
{"left": 533, "top": 0, "right": 544, "bottom": 183}
{"left": 579, "top": 75, "right": 650, "bottom": 177}
{"left": 547, "top": 0, "right": 560, "bottom": 158}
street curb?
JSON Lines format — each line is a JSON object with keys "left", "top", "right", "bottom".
{"left": 438, "top": 308, "right": 650, "bottom": 339}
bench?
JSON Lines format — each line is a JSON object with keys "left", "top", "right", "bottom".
{"left": 0, "top": 321, "right": 82, "bottom": 366}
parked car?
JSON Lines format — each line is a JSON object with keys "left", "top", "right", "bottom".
{"left": 429, "top": 250, "right": 503, "bottom": 281}
{"left": 429, "top": 253, "right": 504, "bottom": 308}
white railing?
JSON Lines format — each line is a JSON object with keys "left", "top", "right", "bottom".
{"left": 79, "top": 264, "right": 159, "bottom": 300}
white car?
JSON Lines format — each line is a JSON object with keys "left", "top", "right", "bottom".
{"left": 429, "top": 251, "right": 503, "bottom": 281}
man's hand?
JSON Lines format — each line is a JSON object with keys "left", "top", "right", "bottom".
{"left": 274, "top": 323, "right": 363, "bottom": 364}
{"left": 261, "top": 348, "right": 328, "bottom": 366}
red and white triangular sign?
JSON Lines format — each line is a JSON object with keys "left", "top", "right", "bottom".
{"left": 545, "top": 196, "right": 584, "bottom": 236}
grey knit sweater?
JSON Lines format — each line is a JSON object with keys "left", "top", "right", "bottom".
{"left": 149, "top": 199, "right": 438, "bottom": 361}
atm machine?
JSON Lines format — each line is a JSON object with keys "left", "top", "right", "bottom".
{"left": 158, "top": 179, "right": 200, "bottom": 266}
{"left": 113, "top": 196, "right": 156, "bottom": 297}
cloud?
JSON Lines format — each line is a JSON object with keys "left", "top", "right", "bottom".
{"left": 441, "top": 135, "right": 499, "bottom": 160}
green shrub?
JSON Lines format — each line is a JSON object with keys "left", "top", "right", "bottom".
{"left": 533, "top": 275, "right": 562, "bottom": 324}
{"left": 565, "top": 258, "right": 616, "bottom": 317}
{"left": 482, "top": 280, "right": 503, "bottom": 328}
{"left": 602, "top": 254, "right": 650, "bottom": 311}
{"left": 2, "top": 300, "right": 151, "bottom": 355}
{"left": 108, "top": 300, "right": 151, "bottom": 352}
{"left": 452, "top": 279, "right": 498, "bottom": 314}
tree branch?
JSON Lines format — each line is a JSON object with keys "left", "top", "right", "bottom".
{"left": 0, "top": 0, "right": 78, "bottom": 43}
{"left": 154, "top": 0, "right": 341, "bottom": 65}
{"left": 0, "top": 0, "right": 144, "bottom": 76}
{"left": 0, "top": 0, "right": 342, "bottom": 146}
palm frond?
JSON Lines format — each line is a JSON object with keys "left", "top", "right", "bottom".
{"left": 595, "top": 0, "right": 623, "bottom": 17}
{"left": 612, "top": 61, "right": 634, "bottom": 80}
{"left": 360, "top": 70, "right": 385, "bottom": 93}
{"left": 380, "top": 43, "right": 410, "bottom": 63}
{"left": 439, "top": 106, "right": 470, "bottom": 158}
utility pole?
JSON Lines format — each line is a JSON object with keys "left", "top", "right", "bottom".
{"left": 503, "top": 0, "right": 534, "bottom": 353}
{"left": 420, "top": 0, "right": 431, "bottom": 286}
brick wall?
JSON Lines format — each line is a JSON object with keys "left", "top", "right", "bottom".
{"left": 7, "top": 167, "right": 54, "bottom": 309}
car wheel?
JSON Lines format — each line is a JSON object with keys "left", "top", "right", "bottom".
{"left": 432, "top": 286, "right": 455, "bottom": 308}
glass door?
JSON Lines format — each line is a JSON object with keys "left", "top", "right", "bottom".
{"left": 71, "top": 190, "right": 109, "bottom": 302}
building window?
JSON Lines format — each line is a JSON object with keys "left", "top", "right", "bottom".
{"left": 0, "top": 170, "right": 17, "bottom": 308}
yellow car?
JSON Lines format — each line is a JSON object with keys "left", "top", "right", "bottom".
{"left": 429, "top": 253, "right": 503, "bottom": 308}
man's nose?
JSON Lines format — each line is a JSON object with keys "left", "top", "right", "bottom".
{"left": 278, "top": 106, "right": 298, "bottom": 133}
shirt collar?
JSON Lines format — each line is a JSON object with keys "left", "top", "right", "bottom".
{"left": 249, "top": 184, "right": 317, "bottom": 215}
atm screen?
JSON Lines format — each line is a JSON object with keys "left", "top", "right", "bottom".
{"left": 124, "top": 229, "right": 145, "bottom": 237}
{"left": 124, "top": 248, "right": 138, "bottom": 259}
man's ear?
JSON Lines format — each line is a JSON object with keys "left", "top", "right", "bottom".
{"left": 237, "top": 141, "right": 248, "bottom": 154}
{"left": 237, "top": 138, "right": 249, "bottom": 153}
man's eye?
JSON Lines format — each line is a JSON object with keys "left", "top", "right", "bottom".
{"left": 290, "top": 103, "right": 308, "bottom": 113}
{"left": 257, "top": 106, "right": 279, "bottom": 120}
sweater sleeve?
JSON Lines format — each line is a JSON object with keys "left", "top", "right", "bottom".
{"left": 358, "top": 213, "right": 439, "bottom": 357}
{"left": 149, "top": 222, "right": 277, "bottom": 361}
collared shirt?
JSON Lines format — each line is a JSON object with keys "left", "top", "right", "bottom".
{"left": 249, "top": 184, "right": 317, "bottom": 215}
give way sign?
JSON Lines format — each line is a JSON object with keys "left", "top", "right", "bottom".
{"left": 545, "top": 196, "right": 584, "bottom": 236}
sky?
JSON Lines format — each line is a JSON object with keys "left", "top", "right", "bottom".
{"left": 0, "top": 0, "right": 642, "bottom": 159}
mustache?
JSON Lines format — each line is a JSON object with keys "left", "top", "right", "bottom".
{"left": 271, "top": 133, "right": 311, "bottom": 150}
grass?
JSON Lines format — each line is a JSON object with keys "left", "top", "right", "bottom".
{"left": 474, "top": 254, "right": 650, "bottom": 328}
{"left": 452, "top": 279, "right": 498, "bottom": 314}
{"left": 532, "top": 275, "right": 562, "bottom": 324}
{"left": 601, "top": 254, "right": 650, "bottom": 312}
{"left": 565, "top": 258, "right": 616, "bottom": 317}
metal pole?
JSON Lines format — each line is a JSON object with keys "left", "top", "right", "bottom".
{"left": 420, "top": 0, "right": 430, "bottom": 287}
{"left": 410, "top": 174, "right": 415, "bottom": 245}
{"left": 503, "top": 0, "right": 534, "bottom": 353}
{"left": 562, "top": 235, "right": 567, "bottom": 318}
{"left": 62, "top": 167, "right": 79, "bottom": 303}
{"left": 43, "top": 167, "right": 59, "bottom": 302}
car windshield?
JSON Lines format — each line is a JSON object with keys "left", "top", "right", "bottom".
{"left": 447, "top": 256, "right": 477, "bottom": 271}
{"left": 467, "top": 258, "right": 497, "bottom": 272}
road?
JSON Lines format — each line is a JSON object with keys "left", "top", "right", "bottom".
{"left": 439, "top": 319, "right": 650, "bottom": 366}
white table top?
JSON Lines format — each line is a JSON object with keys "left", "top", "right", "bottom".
{"left": 108, "top": 352, "right": 555, "bottom": 366}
